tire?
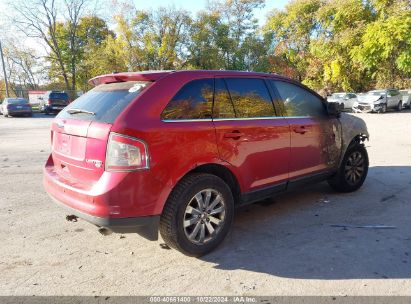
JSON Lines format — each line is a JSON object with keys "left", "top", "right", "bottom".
{"left": 328, "top": 143, "right": 369, "bottom": 193}
{"left": 397, "top": 101, "right": 402, "bottom": 111}
{"left": 379, "top": 103, "right": 387, "bottom": 113}
{"left": 159, "top": 173, "right": 234, "bottom": 257}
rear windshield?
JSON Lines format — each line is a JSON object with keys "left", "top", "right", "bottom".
{"left": 56, "top": 81, "right": 150, "bottom": 123}
{"left": 8, "top": 99, "right": 29, "bottom": 105}
{"left": 50, "top": 92, "right": 69, "bottom": 100}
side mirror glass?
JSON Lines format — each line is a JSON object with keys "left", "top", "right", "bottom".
{"left": 327, "top": 102, "right": 342, "bottom": 117}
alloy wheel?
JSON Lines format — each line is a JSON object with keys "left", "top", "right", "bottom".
{"left": 183, "top": 189, "right": 226, "bottom": 245}
{"left": 344, "top": 151, "right": 365, "bottom": 185}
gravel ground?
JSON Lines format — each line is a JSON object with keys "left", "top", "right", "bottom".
{"left": 0, "top": 111, "right": 411, "bottom": 296}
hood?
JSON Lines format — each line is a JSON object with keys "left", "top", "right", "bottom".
{"left": 358, "top": 94, "right": 383, "bottom": 104}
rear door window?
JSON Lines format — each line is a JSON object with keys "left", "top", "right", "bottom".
{"left": 224, "top": 78, "right": 276, "bottom": 118}
{"left": 57, "top": 81, "right": 150, "bottom": 124}
{"left": 162, "top": 79, "right": 214, "bottom": 120}
{"left": 213, "top": 78, "right": 236, "bottom": 119}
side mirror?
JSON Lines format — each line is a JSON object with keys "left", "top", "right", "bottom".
{"left": 327, "top": 102, "right": 342, "bottom": 117}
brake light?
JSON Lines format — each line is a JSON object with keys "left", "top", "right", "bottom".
{"left": 48, "top": 99, "right": 52, "bottom": 105}
{"left": 105, "top": 133, "right": 149, "bottom": 171}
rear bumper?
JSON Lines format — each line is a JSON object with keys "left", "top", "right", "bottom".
{"left": 43, "top": 155, "right": 162, "bottom": 240}
{"left": 8, "top": 110, "right": 32, "bottom": 115}
{"left": 45, "top": 105, "right": 66, "bottom": 112}
{"left": 49, "top": 194, "right": 159, "bottom": 240}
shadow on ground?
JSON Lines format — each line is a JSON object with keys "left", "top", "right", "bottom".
{"left": 202, "top": 166, "right": 411, "bottom": 280}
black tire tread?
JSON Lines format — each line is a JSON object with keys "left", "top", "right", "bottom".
{"left": 159, "top": 173, "right": 231, "bottom": 256}
{"left": 328, "top": 143, "right": 368, "bottom": 193}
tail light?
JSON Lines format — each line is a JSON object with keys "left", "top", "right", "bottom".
{"left": 105, "top": 133, "right": 149, "bottom": 171}
{"left": 48, "top": 99, "right": 52, "bottom": 105}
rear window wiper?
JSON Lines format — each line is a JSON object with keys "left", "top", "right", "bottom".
{"left": 67, "top": 108, "right": 96, "bottom": 115}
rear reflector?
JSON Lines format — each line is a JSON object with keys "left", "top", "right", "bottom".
{"left": 105, "top": 133, "right": 149, "bottom": 171}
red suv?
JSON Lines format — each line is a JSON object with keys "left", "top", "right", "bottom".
{"left": 43, "top": 70, "right": 369, "bottom": 256}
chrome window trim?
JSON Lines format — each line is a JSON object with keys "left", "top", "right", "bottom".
{"left": 161, "top": 116, "right": 312, "bottom": 123}
{"left": 213, "top": 117, "right": 284, "bottom": 121}
{"left": 162, "top": 118, "right": 213, "bottom": 123}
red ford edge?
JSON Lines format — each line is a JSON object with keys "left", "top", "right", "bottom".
{"left": 44, "top": 70, "right": 369, "bottom": 256}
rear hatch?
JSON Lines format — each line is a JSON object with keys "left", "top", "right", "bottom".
{"left": 49, "top": 92, "right": 70, "bottom": 107}
{"left": 50, "top": 81, "right": 151, "bottom": 188}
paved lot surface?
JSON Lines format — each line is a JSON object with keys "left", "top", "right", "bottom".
{"left": 1, "top": 111, "right": 411, "bottom": 296}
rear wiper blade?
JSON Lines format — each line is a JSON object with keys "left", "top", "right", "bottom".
{"left": 67, "top": 108, "right": 96, "bottom": 115}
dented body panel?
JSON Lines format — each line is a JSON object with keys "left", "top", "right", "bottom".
{"left": 338, "top": 113, "right": 369, "bottom": 164}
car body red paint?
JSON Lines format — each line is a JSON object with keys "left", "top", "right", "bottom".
{"left": 43, "top": 70, "right": 368, "bottom": 251}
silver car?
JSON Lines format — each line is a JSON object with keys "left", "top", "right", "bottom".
{"left": 327, "top": 92, "right": 358, "bottom": 110}
{"left": 399, "top": 90, "right": 411, "bottom": 109}
{"left": 354, "top": 89, "right": 403, "bottom": 113}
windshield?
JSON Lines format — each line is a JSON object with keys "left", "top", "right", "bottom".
{"left": 56, "top": 81, "right": 151, "bottom": 123}
{"left": 8, "top": 99, "right": 29, "bottom": 105}
{"left": 331, "top": 93, "right": 345, "bottom": 99}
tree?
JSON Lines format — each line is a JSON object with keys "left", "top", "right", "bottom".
{"left": 1, "top": 38, "right": 43, "bottom": 96}
{"left": 351, "top": 0, "right": 411, "bottom": 88}
{"left": 49, "top": 16, "right": 113, "bottom": 91}
{"left": 112, "top": 7, "right": 192, "bottom": 71}
{"left": 12, "top": 0, "right": 90, "bottom": 94}
{"left": 263, "top": 0, "right": 322, "bottom": 81}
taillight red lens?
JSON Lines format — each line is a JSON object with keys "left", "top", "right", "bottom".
{"left": 105, "top": 133, "right": 149, "bottom": 171}
{"left": 48, "top": 99, "right": 52, "bottom": 105}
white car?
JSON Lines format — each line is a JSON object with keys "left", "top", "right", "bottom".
{"left": 354, "top": 89, "right": 403, "bottom": 113}
{"left": 327, "top": 92, "right": 358, "bottom": 111}
{"left": 399, "top": 90, "right": 411, "bottom": 109}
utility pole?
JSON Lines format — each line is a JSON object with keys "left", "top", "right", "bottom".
{"left": 0, "top": 40, "right": 10, "bottom": 98}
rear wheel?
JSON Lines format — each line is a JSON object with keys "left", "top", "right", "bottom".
{"left": 159, "top": 173, "right": 234, "bottom": 256}
{"left": 328, "top": 143, "right": 368, "bottom": 192}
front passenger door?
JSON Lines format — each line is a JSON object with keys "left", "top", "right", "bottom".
{"left": 269, "top": 80, "right": 342, "bottom": 179}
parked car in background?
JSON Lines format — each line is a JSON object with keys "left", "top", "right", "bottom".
{"left": 1, "top": 98, "right": 32, "bottom": 117}
{"left": 354, "top": 89, "right": 402, "bottom": 113}
{"left": 399, "top": 90, "right": 411, "bottom": 109}
{"left": 327, "top": 92, "right": 358, "bottom": 111}
{"left": 39, "top": 91, "right": 70, "bottom": 114}
{"left": 43, "top": 70, "right": 370, "bottom": 256}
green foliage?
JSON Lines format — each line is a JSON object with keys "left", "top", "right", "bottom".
{"left": 264, "top": 0, "right": 411, "bottom": 91}
{"left": 29, "top": 0, "right": 408, "bottom": 92}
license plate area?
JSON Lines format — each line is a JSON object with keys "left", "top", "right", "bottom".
{"left": 53, "top": 132, "right": 86, "bottom": 160}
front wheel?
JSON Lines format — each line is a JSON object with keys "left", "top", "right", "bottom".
{"left": 397, "top": 101, "right": 403, "bottom": 111}
{"left": 159, "top": 173, "right": 234, "bottom": 257}
{"left": 328, "top": 143, "right": 369, "bottom": 193}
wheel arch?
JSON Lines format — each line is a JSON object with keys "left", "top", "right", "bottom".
{"left": 164, "top": 163, "right": 242, "bottom": 210}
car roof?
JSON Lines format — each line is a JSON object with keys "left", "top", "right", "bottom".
{"left": 88, "top": 70, "right": 286, "bottom": 86}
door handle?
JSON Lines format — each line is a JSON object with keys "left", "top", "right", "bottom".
{"left": 293, "top": 126, "right": 308, "bottom": 134}
{"left": 224, "top": 130, "right": 244, "bottom": 139}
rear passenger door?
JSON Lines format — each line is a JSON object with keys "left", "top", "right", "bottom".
{"left": 269, "top": 80, "right": 341, "bottom": 180}
{"left": 213, "top": 77, "right": 290, "bottom": 194}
